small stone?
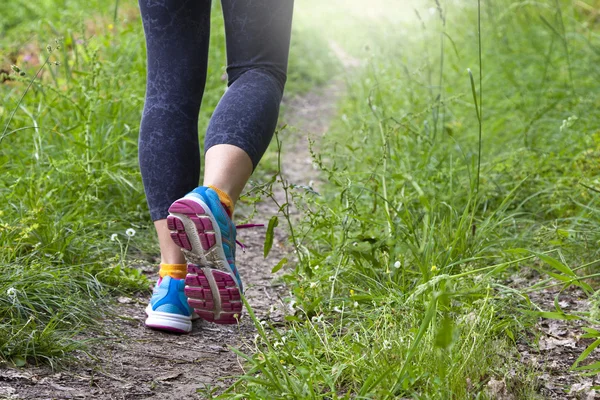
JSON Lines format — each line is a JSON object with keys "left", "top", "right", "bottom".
{"left": 117, "top": 297, "right": 133, "bottom": 304}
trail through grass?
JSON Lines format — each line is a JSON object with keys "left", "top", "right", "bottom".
{"left": 2, "top": 0, "right": 600, "bottom": 397}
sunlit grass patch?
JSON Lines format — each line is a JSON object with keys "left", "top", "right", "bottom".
{"left": 223, "top": 0, "right": 600, "bottom": 397}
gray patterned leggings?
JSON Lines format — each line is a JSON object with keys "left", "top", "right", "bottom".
{"left": 138, "top": 0, "right": 294, "bottom": 221}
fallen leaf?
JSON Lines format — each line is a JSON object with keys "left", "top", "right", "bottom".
{"left": 539, "top": 336, "right": 577, "bottom": 351}
{"left": 559, "top": 300, "right": 570, "bottom": 309}
{"left": 547, "top": 320, "right": 568, "bottom": 337}
{"left": 154, "top": 372, "right": 182, "bottom": 382}
{"left": 571, "top": 381, "right": 593, "bottom": 394}
{"left": 486, "top": 378, "right": 515, "bottom": 400}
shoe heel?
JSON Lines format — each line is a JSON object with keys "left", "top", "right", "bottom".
{"left": 185, "top": 265, "right": 242, "bottom": 325}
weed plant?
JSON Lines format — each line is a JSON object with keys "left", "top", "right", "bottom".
{"left": 0, "top": 0, "right": 334, "bottom": 366}
{"left": 222, "top": 0, "right": 600, "bottom": 398}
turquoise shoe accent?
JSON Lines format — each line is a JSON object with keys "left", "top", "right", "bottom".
{"left": 145, "top": 276, "right": 193, "bottom": 333}
{"left": 189, "top": 187, "right": 242, "bottom": 289}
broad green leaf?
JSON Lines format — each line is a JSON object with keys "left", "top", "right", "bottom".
{"left": 554, "top": 295, "right": 563, "bottom": 313}
{"left": 263, "top": 216, "right": 279, "bottom": 258}
{"left": 534, "top": 253, "right": 576, "bottom": 277}
{"left": 573, "top": 360, "right": 600, "bottom": 371}
{"left": 572, "top": 338, "right": 600, "bottom": 370}
{"left": 505, "top": 328, "right": 515, "bottom": 342}
{"left": 12, "top": 357, "right": 26, "bottom": 367}
{"left": 581, "top": 327, "right": 600, "bottom": 338}
{"left": 532, "top": 267, "right": 593, "bottom": 293}
{"left": 532, "top": 253, "right": 593, "bottom": 292}
{"left": 505, "top": 248, "right": 530, "bottom": 255}
{"left": 271, "top": 257, "right": 288, "bottom": 273}
{"left": 434, "top": 316, "right": 454, "bottom": 349}
{"left": 524, "top": 310, "right": 580, "bottom": 321}
{"left": 532, "top": 268, "right": 570, "bottom": 283}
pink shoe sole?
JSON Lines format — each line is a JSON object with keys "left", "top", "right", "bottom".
{"left": 184, "top": 265, "right": 242, "bottom": 324}
{"left": 167, "top": 199, "right": 216, "bottom": 254}
{"left": 167, "top": 197, "right": 243, "bottom": 324}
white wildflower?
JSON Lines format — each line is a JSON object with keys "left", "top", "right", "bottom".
{"left": 287, "top": 299, "right": 297, "bottom": 313}
{"left": 125, "top": 228, "right": 136, "bottom": 237}
{"left": 110, "top": 233, "right": 118, "bottom": 241}
{"left": 333, "top": 306, "right": 343, "bottom": 313}
{"left": 393, "top": 261, "right": 401, "bottom": 269}
{"left": 6, "top": 287, "right": 17, "bottom": 299}
{"left": 353, "top": 301, "right": 359, "bottom": 308}
{"left": 383, "top": 340, "right": 392, "bottom": 350}
{"left": 309, "top": 281, "right": 318, "bottom": 288}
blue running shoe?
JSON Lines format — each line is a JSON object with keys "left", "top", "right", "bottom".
{"left": 167, "top": 187, "right": 243, "bottom": 324}
{"left": 145, "top": 275, "right": 194, "bottom": 333}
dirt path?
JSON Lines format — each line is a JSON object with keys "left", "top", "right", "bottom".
{"left": 0, "top": 80, "right": 344, "bottom": 400}
{"left": 514, "top": 283, "right": 600, "bottom": 400}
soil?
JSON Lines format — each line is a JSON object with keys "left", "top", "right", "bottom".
{"left": 511, "top": 280, "right": 600, "bottom": 400}
{"left": 0, "top": 80, "right": 343, "bottom": 400}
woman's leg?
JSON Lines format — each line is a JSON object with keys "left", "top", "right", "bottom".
{"left": 165, "top": 0, "right": 294, "bottom": 325}
{"left": 139, "top": 0, "right": 212, "bottom": 333}
{"left": 203, "top": 0, "right": 295, "bottom": 205}
{"left": 138, "top": 0, "right": 212, "bottom": 265}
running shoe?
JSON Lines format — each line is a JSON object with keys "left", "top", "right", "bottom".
{"left": 145, "top": 275, "right": 194, "bottom": 333}
{"left": 167, "top": 186, "right": 243, "bottom": 324}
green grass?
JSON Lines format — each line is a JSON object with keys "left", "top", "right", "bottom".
{"left": 220, "top": 0, "right": 600, "bottom": 398}
{"left": 3, "top": 0, "right": 600, "bottom": 396}
{"left": 0, "top": 0, "right": 335, "bottom": 366}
